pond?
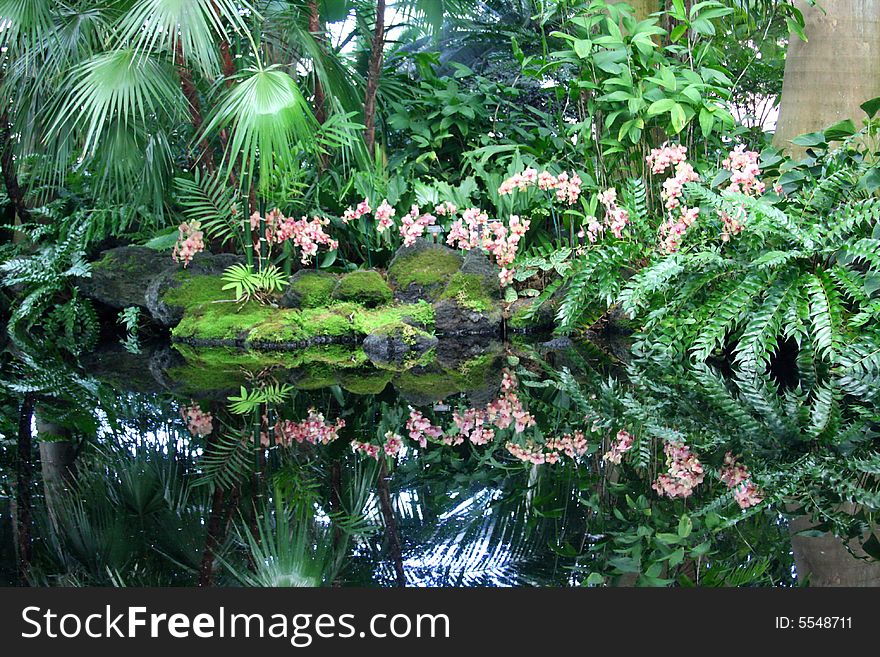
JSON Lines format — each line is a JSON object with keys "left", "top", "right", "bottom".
{"left": 0, "top": 331, "right": 878, "bottom": 587}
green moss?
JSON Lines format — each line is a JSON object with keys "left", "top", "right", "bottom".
{"left": 388, "top": 246, "right": 461, "bottom": 288}
{"left": 331, "top": 270, "right": 393, "bottom": 307}
{"left": 163, "top": 274, "right": 233, "bottom": 308}
{"left": 352, "top": 301, "right": 435, "bottom": 334}
{"left": 172, "top": 293, "right": 435, "bottom": 347}
{"left": 339, "top": 368, "right": 393, "bottom": 395}
{"left": 172, "top": 300, "right": 276, "bottom": 341}
{"left": 439, "top": 272, "right": 495, "bottom": 312}
{"left": 286, "top": 271, "right": 337, "bottom": 308}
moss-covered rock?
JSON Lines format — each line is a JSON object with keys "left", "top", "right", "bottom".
{"left": 507, "top": 296, "right": 556, "bottom": 332}
{"left": 331, "top": 270, "right": 393, "bottom": 307}
{"left": 172, "top": 292, "right": 435, "bottom": 347}
{"left": 79, "top": 246, "right": 171, "bottom": 310}
{"left": 439, "top": 272, "right": 497, "bottom": 312}
{"left": 279, "top": 269, "right": 338, "bottom": 309}
{"left": 387, "top": 240, "right": 462, "bottom": 302}
{"left": 147, "top": 253, "right": 242, "bottom": 326}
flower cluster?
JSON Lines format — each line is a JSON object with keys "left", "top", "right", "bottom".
{"left": 351, "top": 440, "right": 380, "bottom": 460}
{"left": 399, "top": 205, "right": 437, "bottom": 247}
{"left": 250, "top": 209, "right": 339, "bottom": 265}
{"left": 602, "top": 429, "right": 634, "bottom": 464}
{"left": 598, "top": 189, "right": 631, "bottom": 239}
{"left": 646, "top": 144, "right": 702, "bottom": 253}
{"left": 342, "top": 198, "right": 371, "bottom": 224}
{"left": 405, "top": 407, "right": 444, "bottom": 448}
{"left": 383, "top": 431, "right": 404, "bottom": 456}
{"left": 351, "top": 431, "right": 404, "bottom": 460}
{"left": 498, "top": 167, "right": 582, "bottom": 205}
{"left": 182, "top": 402, "right": 213, "bottom": 437}
{"left": 274, "top": 408, "right": 345, "bottom": 446}
{"left": 723, "top": 146, "right": 765, "bottom": 195}
{"left": 374, "top": 200, "right": 396, "bottom": 231}
{"left": 646, "top": 143, "right": 688, "bottom": 174}
{"left": 719, "top": 451, "right": 764, "bottom": 509}
{"left": 653, "top": 440, "right": 705, "bottom": 499}
{"left": 172, "top": 221, "right": 206, "bottom": 267}
{"left": 506, "top": 430, "right": 588, "bottom": 464}
{"left": 446, "top": 210, "right": 530, "bottom": 287}
{"left": 433, "top": 201, "right": 457, "bottom": 216}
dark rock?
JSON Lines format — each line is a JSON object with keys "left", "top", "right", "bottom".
{"left": 507, "top": 296, "right": 556, "bottom": 332}
{"left": 145, "top": 252, "right": 241, "bottom": 326}
{"left": 387, "top": 240, "right": 462, "bottom": 303}
{"left": 362, "top": 323, "right": 438, "bottom": 368}
{"left": 539, "top": 336, "right": 573, "bottom": 351}
{"left": 278, "top": 269, "right": 337, "bottom": 309}
{"left": 78, "top": 246, "right": 171, "bottom": 310}
{"left": 434, "top": 298, "right": 502, "bottom": 336}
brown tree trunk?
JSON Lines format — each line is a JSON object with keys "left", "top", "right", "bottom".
{"left": 376, "top": 459, "right": 405, "bottom": 586}
{"left": 363, "top": 0, "right": 386, "bottom": 157}
{"left": 789, "top": 514, "right": 880, "bottom": 587}
{"left": 37, "top": 413, "right": 77, "bottom": 533}
{"left": 308, "top": 0, "right": 328, "bottom": 126}
{"left": 0, "top": 111, "right": 30, "bottom": 225}
{"left": 198, "top": 484, "right": 226, "bottom": 586}
{"left": 14, "top": 394, "right": 34, "bottom": 586}
{"left": 773, "top": 0, "right": 880, "bottom": 154}
{"left": 176, "top": 46, "right": 216, "bottom": 172}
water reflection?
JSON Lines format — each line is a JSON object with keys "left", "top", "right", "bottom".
{"left": 0, "top": 336, "right": 877, "bottom": 587}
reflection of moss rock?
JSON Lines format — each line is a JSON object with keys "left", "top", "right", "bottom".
{"left": 339, "top": 368, "right": 393, "bottom": 395}
{"left": 279, "top": 270, "right": 337, "bottom": 309}
{"left": 331, "top": 270, "right": 393, "bottom": 307}
{"left": 363, "top": 322, "right": 438, "bottom": 369}
{"left": 394, "top": 351, "right": 500, "bottom": 405}
{"left": 388, "top": 240, "right": 462, "bottom": 302}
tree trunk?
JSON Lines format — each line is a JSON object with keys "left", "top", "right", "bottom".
{"left": 363, "top": 0, "right": 386, "bottom": 157}
{"left": 176, "top": 46, "right": 216, "bottom": 172}
{"left": 0, "top": 110, "right": 30, "bottom": 226}
{"left": 773, "top": 0, "right": 880, "bottom": 154}
{"left": 14, "top": 395, "right": 34, "bottom": 586}
{"left": 789, "top": 515, "right": 880, "bottom": 586}
{"left": 376, "top": 459, "right": 405, "bottom": 586}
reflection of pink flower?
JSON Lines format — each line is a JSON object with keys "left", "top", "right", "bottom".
{"left": 274, "top": 408, "right": 345, "bottom": 446}
{"left": 383, "top": 431, "right": 403, "bottom": 456}
{"left": 406, "top": 407, "right": 443, "bottom": 448}
{"left": 182, "top": 402, "right": 213, "bottom": 436}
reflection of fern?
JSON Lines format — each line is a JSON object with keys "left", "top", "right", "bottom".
{"left": 197, "top": 432, "right": 252, "bottom": 490}
{"left": 227, "top": 383, "right": 293, "bottom": 415}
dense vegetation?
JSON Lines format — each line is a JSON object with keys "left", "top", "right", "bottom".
{"left": 0, "top": 0, "right": 878, "bottom": 587}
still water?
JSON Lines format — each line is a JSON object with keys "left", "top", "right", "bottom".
{"left": 1, "top": 334, "right": 878, "bottom": 587}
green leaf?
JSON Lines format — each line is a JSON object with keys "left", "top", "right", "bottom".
{"left": 860, "top": 96, "right": 880, "bottom": 118}
{"left": 573, "top": 38, "right": 592, "bottom": 59}
{"left": 823, "top": 119, "right": 857, "bottom": 141}
{"left": 678, "top": 514, "right": 693, "bottom": 538}
{"left": 670, "top": 103, "right": 687, "bottom": 133}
